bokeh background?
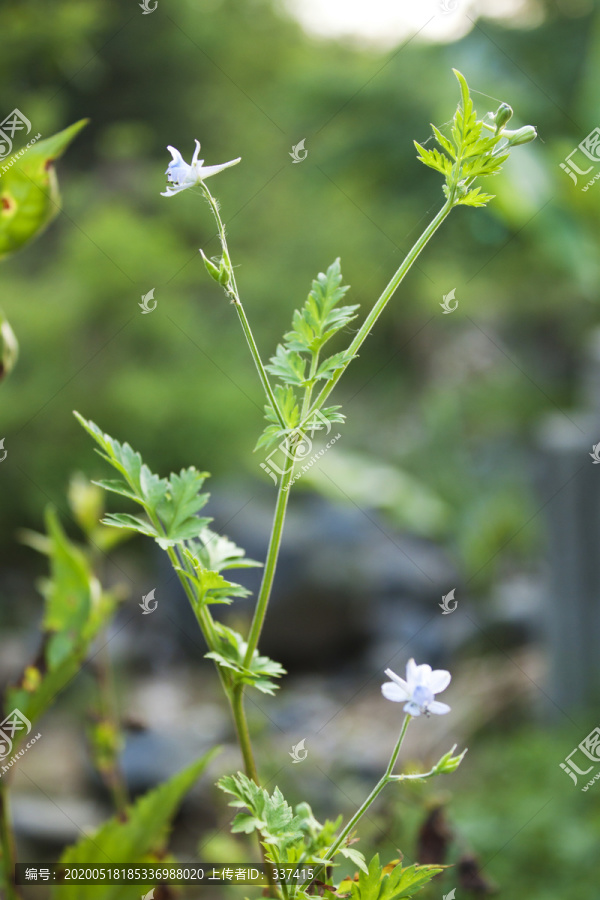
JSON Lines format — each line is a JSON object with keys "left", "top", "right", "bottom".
{"left": 1, "top": 0, "right": 600, "bottom": 897}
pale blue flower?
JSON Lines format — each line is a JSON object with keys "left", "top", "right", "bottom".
{"left": 161, "top": 140, "right": 241, "bottom": 197}
{"left": 382, "top": 659, "right": 451, "bottom": 717}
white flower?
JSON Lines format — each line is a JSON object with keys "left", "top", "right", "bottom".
{"left": 381, "top": 659, "right": 451, "bottom": 717}
{"left": 161, "top": 140, "right": 241, "bottom": 197}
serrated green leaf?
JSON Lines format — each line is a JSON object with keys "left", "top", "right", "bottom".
{"left": 348, "top": 856, "right": 443, "bottom": 900}
{"left": 218, "top": 773, "right": 304, "bottom": 848}
{"left": 340, "top": 847, "right": 369, "bottom": 874}
{"left": 206, "top": 624, "right": 285, "bottom": 694}
{"left": 266, "top": 344, "right": 308, "bottom": 386}
{"left": 75, "top": 413, "right": 213, "bottom": 549}
{"left": 189, "top": 527, "right": 262, "bottom": 572}
{"left": 52, "top": 750, "right": 219, "bottom": 900}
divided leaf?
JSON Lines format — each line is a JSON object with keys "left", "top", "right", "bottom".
{"left": 205, "top": 623, "right": 285, "bottom": 695}
{"left": 415, "top": 69, "right": 536, "bottom": 209}
{"left": 342, "top": 855, "right": 444, "bottom": 900}
{"left": 74, "top": 413, "right": 212, "bottom": 549}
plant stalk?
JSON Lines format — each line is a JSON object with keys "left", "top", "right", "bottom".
{"left": 243, "top": 457, "right": 295, "bottom": 668}
{"left": 305, "top": 200, "right": 453, "bottom": 422}
{"left": 0, "top": 782, "right": 20, "bottom": 900}
{"left": 201, "top": 183, "right": 285, "bottom": 428}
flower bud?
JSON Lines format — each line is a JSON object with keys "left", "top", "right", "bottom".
{"left": 0, "top": 309, "right": 18, "bottom": 382}
{"left": 493, "top": 103, "right": 513, "bottom": 132}
{"left": 200, "top": 249, "right": 222, "bottom": 282}
{"left": 432, "top": 744, "right": 468, "bottom": 775}
{"left": 505, "top": 125, "right": 537, "bottom": 146}
{"left": 218, "top": 258, "right": 231, "bottom": 286}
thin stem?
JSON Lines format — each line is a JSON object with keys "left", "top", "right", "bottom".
{"left": 200, "top": 183, "right": 285, "bottom": 428}
{"left": 94, "top": 639, "right": 129, "bottom": 816}
{"left": 230, "top": 685, "right": 260, "bottom": 783}
{"left": 305, "top": 200, "right": 453, "bottom": 423}
{"left": 0, "top": 783, "right": 20, "bottom": 900}
{"left": 243, "top": 457, "right": 295, "bottom": 668}
{"left": 304, "top": 716, "right": 411, "bottom": 890}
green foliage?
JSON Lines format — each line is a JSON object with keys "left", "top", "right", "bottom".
{"left": 218, "top": 772, "right": 305, "bottom": 848}
{"left": 0, "top": 119, "right": 87, "bottom": 260}
{"left": 258, "top": 260, "right": 356, "bottom": 451}
{"left": 337, "top": 855, "right": 443, "bottom": 900}
{"left": 52, "top": 749, "right": 219, "bottom": 900}
{"left": 5, "top": 508, "right": 120, "bottom": 728}
{"left": 177, "top": 546, "right": 253, "bottom": 607}
{"left": 74, "top": 412, "right": 212, "bottom": 549}
{"left": 414, "top": 69, "right": 535, "bottom": 208}
{"left": 218, "top": 774, "right": 365, "bottom": 882}
{"left": 206, "top": 623, "right": 286, "bottom": 695}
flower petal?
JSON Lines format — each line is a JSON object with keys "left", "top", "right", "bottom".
{"left": 428, "top": 669, "right": 451, "bottom": 694}
{"left": 198, "top": 157, "right": 242, "bottom": 180}
{"left": 384, "top": 668, "right": 410, "bottom": 695}
{"left": 427, "top": 700, "right": 451, "bottom": 715}
{"left": 382, "top": 682, "right": 408, "bottom": 702}
{"left": 403, "top": 700, "right": 422, "bottom": 716}
{"left": 191, "top": 139, "right": 202, "bottom": 166}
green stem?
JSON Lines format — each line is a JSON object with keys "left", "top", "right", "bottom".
{"left": 306, "top": 716, "right": 411, "bottom": 889}
{"left": 230, "top": 685, "right": 260, "bottom": 783}
{"left": 0, "top": 782, "right": 20, "bottom": 900}
{"left": 243, "top": 457, "right": 295, "bottom": 668}
{"left": 305, "top": 200, "right": 453, "bottom": 423}
{"left": 200, "top": 183, "right": 285, "bottom": 428}
{"left": 94, "top": 639, "right": 129, "bottom": 816}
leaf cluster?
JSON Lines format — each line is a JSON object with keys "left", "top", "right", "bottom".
{"left": 258, "top": 260, "right": 356, "bottom": 451}
{"left": 414, "top": 69, "right": 528, "bottom": 208}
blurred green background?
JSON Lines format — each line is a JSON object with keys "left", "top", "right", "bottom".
{"left": 1, "top": 0, "right": 600, "bottom": 897}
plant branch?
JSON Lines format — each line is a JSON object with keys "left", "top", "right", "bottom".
{"left": 243, "top": 456, "right": 295, "bottom": 668}
{"left": 200, "top": 183, "right": 285, "bottom": 428}
{"left": 305, "top": 199, "right": 453, "bottom": 423}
